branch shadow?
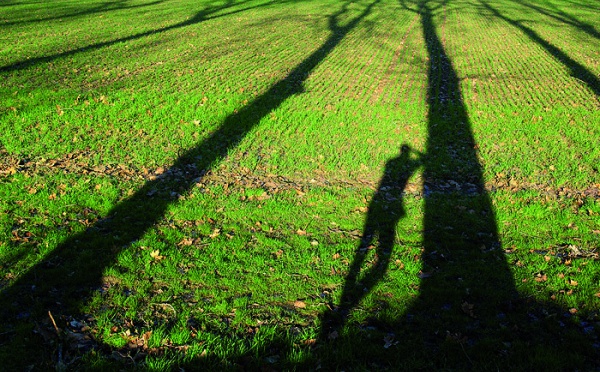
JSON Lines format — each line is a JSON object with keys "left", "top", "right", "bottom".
{"left": 0, "top": 0, "right": 293, "bottom": 73}
{"left": 559, "top": 0, "right": 600, "bottom": 12}
{"left": 309, "top": 0, "right": 599, "bottom": 369}
{"left": 0, "top": 0, "right": 381, "bottom": 368}
{"left": 477, "top": 0, "right": 600, "bottom": 99}
{"left": 515, "top": 0, "right": 600, "bottom": 40}
{"left": 1, "top": 0, "right": 166, "bottom": 28}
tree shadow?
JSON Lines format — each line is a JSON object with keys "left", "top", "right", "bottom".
{"left": 477, "top": 0, "right": 600, "bottom": 99}
{"left": 1, "top": 0, "right": 166, "bottom": 28}
{"left": 560, "top": 0, "right": 600, "bottom": 12}
{"left": 309, "top": 0, "right": 599, "bottom": 369}
{"left": 0, "top": 0, "right": 381, "bottom": 368}
{"left": 515, "top": 0, "right": 600, "bottom": 40}
{"left": 0, "top": 0, "right": 294, "bottom": 73}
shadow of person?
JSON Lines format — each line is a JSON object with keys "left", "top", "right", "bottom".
{"left": 309, "top": 0, "right": 597, "bottom": 369}
{"left": 319, "top": 144, "right": 421, "bottom": 338}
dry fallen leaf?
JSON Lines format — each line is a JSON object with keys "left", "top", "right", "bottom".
{"left": 461, "top": 301, "right": 477, "bottom": 318}
{"left": 178, "top": 238, "right": 193, "bottom": 246}
{"left": 150, "top": 250, "right": 165, "bottom": 261}
{"left": 293, "top": 300, "right": 306, "bottom": 309}
{"left": 209, "top": 228, "right": 221, "bottom": 239}
{"left": 383, "top": 334, "right": 398, "bottom": 349}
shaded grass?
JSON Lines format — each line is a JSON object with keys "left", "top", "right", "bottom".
{"left": 0, "top": 0, "right": 599, "bottom": 369}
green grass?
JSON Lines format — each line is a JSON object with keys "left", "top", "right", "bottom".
{"left": 1, "top": 0, "right": 599, "bottom": 369}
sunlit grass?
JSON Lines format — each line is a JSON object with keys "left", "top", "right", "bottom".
{"left": 1, "top": 0, "right": 599, "bottom": 369}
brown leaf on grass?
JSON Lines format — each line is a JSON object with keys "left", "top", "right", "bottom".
{"left": 150, "top": 250, "right": 165, "bottom": 261}
{"left": 461, "top": 301, "right": 477, "bottom": 318}
{"left": 534, "top": 273, "right": 547, "bottom": 282}
{"left": 569, "top": 308, "right": 578, "bottom": 314}
{"left": 332, "top": 253, "right": 340, "bottom": 260}
{"left": 569, "top": 279, "right": 578, "bottom": 286}
{"left": 594, "top": 293, "right": 600, "bottom": 298}
{"left": 383, "top": 334, "right": 398, "bottom": 349}
{"left": 177, "top": 238, "right": 194, "bottom": 246}
{"left": 296, "top": 229, "right": 307, "bottom": 236}
{"left": 209, "top": 228, "right": 221, "bottom": 239}
{"left": 293, "top": 300, "right": 306, "bottom": 309}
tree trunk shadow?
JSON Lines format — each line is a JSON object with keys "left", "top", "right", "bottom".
{"left": 312, "top": 0, "right": 599, "bottom": 369}
{"left": 0, "top": 0, "right": 381, "bottom": 367}
{"left": 1, "top": 0, "right": 289, "bottom": 73}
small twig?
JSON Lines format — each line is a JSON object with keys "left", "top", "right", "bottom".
{"left": 48, "top": 311, "right": 60, "bottom": 337}
{"left": 152, "top": 303, "right": 177, "bottom": 317}
{"left": 303, "top": 214, "right": 318, "bottom": 231}
{"left": 460, "top": 342, "right": 473, "bottom": 366}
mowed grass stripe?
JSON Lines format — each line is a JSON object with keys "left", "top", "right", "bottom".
{"left": 1, "top": 0, "right": 599, "bottom": 369}
{"left": 449, "top": 0, "right": 597, "bottom": 108}
{"left": 509, "top": 0, "right": 600, "bottom": 76}
{"left": 369, "top": 11, "right": 421, "bottom": 105}
{"left": 339, "top": 7, "right": 412, "bottom": 104}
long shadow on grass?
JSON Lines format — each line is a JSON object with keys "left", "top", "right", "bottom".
{"left": 516, "top": 0, "right": 600, "bottom": 40}
{"left": 561, "top": 0, "right": 600, "bottom": 12}
{"left": 0, "top": 0, "right": 380, "bottom": 368}
{"left": 311, "top": 0, "right": 599, "bottom": 369}
{"left": 478, "top": 0, "right": 600, "bottom": 98}
{"left": 1, "top": 0, "right": 166, "bottom": 28}
{"left": 317, "top": 144, "right": 422, "bottom": 336}
{"left": 0, "top": 0, "right": 291, "bottom": 73}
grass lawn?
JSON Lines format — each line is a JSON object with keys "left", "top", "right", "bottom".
{"left": 1, "top": 0, "right": 599, "bottom": 369}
